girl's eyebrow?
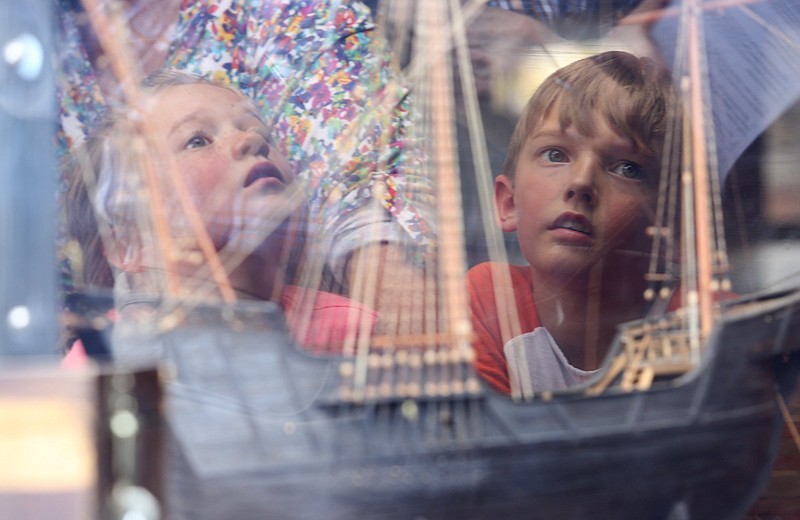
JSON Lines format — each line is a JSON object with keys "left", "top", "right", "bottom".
{"left": 228, "top": 97, "right": 265, "bottom": 123}
{"left": 238, "top": 107, "right": 268, "bottom": 129}
{"left": 168, "top": 111, "right": 207, "bottom": 138}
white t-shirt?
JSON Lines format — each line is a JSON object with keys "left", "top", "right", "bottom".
{"left": 504, "top": 327, "right": 598, "bottom": 400}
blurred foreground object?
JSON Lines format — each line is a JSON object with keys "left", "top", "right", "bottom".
{"left": 0, "top": 364, "right": 162, "bottom": 519}
{"left": 0, "top": 0, "right": 57, "bottom": 356}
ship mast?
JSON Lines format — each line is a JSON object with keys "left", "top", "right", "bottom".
{"left": 684, "top": 0, "right": 715, "bottom": 350}
{"left": 682, "top": 0, "right": 732, "bottom": 352}
{"left": 592, "top": 0, "right": 738, "bottom": 393}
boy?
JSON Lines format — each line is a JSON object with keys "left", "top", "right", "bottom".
{"left": 65, "top": 70, "right": 377, "bottom": 364}
{"left": 468, "top": 51, "right": 675, "bottom": 396}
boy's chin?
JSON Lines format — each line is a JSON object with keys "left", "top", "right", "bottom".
{"left": 535, "top": 249, "right": 633, "bottom": 282}
{"left": 540, "top": 245, "right": 597, "bottom": 269}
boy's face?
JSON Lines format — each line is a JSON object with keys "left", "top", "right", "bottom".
{"left": 141, "top": 83, "right": 296, "bottom": 253}
{"left": 495, "top": 107, "right": 659, "bottom": 282}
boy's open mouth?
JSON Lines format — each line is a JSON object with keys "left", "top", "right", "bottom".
{"left": 550, "top": 213, "right": 592, "bottom": 236}
{"left": 244, "top": 162, "right": 284, "bottom": 188}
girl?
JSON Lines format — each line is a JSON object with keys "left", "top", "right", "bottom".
{"left": 64, "top": 70, "right": 377, "bottom": 364}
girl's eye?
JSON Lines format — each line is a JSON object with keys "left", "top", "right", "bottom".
{"left": 185, "top": 134, "right": 211, "bottom": 149}
{"left": 611, "top": 161, "right": 644, "bottom": 180}
{"left": 540, "top": 148, "right": 567, "bottom": 163}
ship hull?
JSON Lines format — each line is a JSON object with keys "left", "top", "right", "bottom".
{"left": 143, "top": 288, "right": 800, "bottom": 519}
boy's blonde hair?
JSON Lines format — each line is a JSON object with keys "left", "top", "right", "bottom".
{"left": 502, "top": 51, "right": 675, "bottom": 179}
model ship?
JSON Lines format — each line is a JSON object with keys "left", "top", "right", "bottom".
{"left": 55, "top": 0, "right": 800, "bottom": 519}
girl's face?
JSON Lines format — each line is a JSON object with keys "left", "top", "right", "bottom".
{"left": 141, "top": 83, "right": 298, "bottom": 253}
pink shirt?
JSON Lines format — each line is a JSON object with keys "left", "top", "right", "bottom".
{"left": 63, "top": 286, "right": 378, "bottom": 366}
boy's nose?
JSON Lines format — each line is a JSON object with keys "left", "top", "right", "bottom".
{"left": 565, "top": 160, "right": 598, "bottom": 206}
{"left": 233, "top": 131, "right": 271, "bottom": 159}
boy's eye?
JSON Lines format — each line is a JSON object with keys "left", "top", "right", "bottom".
{"left": 540, "top": 148, "right": 567, "bottom": 163}
{"left": 611, "top": 161, "right": 644, "bottom": 180}
{"left": 185, "top": 134, "right": 211, "bottom": 149}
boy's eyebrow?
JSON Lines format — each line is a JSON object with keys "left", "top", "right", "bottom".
{"left": 529, "top": 129, "right": 568, "bottom": 140}
{"left": 527, "top": 128, "right": 579, "bottom": 145}
{"left": 528, "top": 127, "right": 658, "bottom": 161}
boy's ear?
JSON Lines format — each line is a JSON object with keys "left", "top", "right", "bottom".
{"left": 494, "top": 174, "right": 517, "bottom": 233}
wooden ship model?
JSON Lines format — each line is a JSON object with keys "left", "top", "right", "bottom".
{"left": 6, "top": 0, "right": 800, "bottom": 518}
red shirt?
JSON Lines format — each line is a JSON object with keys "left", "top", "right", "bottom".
{"left": 468, "top": 261, "right": 736, "bottom": 395}
{"left": 467, "top": 263, "right": 541, "bottom": 394}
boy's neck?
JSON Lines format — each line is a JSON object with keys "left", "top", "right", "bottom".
{"left": 530, "top": 260, "right": 648, "bottom": 371}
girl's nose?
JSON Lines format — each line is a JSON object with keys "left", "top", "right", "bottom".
{"left": 233, "top": 131, "right": 270, "bottom": 159}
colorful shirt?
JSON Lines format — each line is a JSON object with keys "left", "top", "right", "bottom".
{"left": 54, "top": 0, "right": 435, "bottom": 283}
